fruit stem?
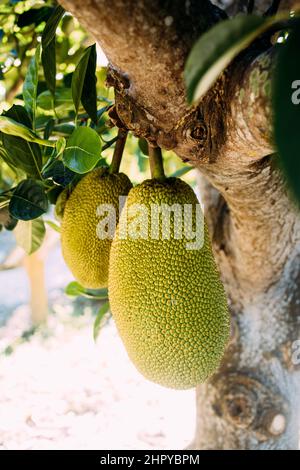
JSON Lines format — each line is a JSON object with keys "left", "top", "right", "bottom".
{"left": 149, "top": 145, "right": 166, "bottom": 182}
{"left": 109, "top": 129, "right": 128, "bottom": 174}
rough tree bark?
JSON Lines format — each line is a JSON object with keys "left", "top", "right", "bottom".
{"left": 58, "top": 0, "right": 300, "bottom": 449}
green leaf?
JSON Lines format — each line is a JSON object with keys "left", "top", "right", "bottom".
{"left": 63, "top": 127, "right": 102, "bottom": 174}
{"left": 42, "top": 5, "right": 65, "bottom": 48}
{"left": 9, "top": 179, "right": 49, "bottom": 221}
{"left": 138, "top": 137, "right": 149, "bottom": 156}
{"left": 3, "top": 105, "right": 32, "bottom": 128}
{"left": 44, "top": 219, "right": 61, "bottom": 233}
{"left": 44, "top": 118, "right": 55, "bottom": 139}
{"left": 14, "top": 218, "right": 46, "bottom": 255}
{"left": 136, "top": 150, "right": 148, "bottom": 173}
{"left": 41, "top": 5, "right": 65, "bottom": 96}
{"left": 0, "top": 115, "right": 40, "bottom": 140}
{"left": 37, "top": 88, "right": 74, "bottom": 112}
{"left": 65, "top": 281, "right": 108, "bottom": 300}
{"left": 273, "top": 27, "right": 300, "bottom": 205}
{"left": 43, "top": 159, "right": 74, "bottom": 187}
{"left": 53, "top": 123, "right": 76, "bottom": 137}
{"left": 54, "top": 187, "right": 70, "bottom": 221}
{"left": 56, "top": 137, "right": 66, "bottom": 158}
{"left": 85, "top": 289, "right": 109, "bottom": 300}
{"left": 93, "top": 301, "right": 110, "bottom": 341}
{"left": 0, "top": 106, "right": 43, "bottom": 178}
{"left": 35, "top": 113, "right": 52, "bottom": 131}
{"left": 42, "top": 38, "right": 56, "bottom": 97}
{"left": 23, "top": 45, "right": 40, "bottom": 126}
{"left": 0, "top": 193, "right": 10, "bottom": 209}
{"left": 81, "top": 44, "right": 98, "bottom": 124}
{"left": 0, "top": 113, "right": 55, "bottom": 148}
{"left": 4, "top": 215, "right": 18, "bottom": 231}
{"left": 17, "top": 7, "right": 54, "bottom": 28}
{"left": 65, "top": 281, "right": 86, "bottom": 297}
{"left": 171, "top": 166, "right": 193, "bottom": 178}
{"left": 185, "top": 15, "right": 273, "bottom": 103}
{"left": 72, "top": 45, "right": 96, "bottom": 120}
{"left": 47, "top": 185, "right": 64, "bottom": 205}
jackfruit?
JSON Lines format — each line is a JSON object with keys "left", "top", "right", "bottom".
{"left": 61, "top": 167, "right": 132, "bottom": 289}
{"left": 108, "top": 178, "right": 230, "bottom": 389}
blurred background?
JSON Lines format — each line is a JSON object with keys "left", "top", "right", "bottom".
{"left": 0, "top": 0, "right": 198, "bottom": 450}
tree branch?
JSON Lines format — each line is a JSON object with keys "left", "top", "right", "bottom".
{"left": 59, "top": 0, "right": 226, "bottom": 129}
{"left": 59, "top": 0, "right": 275, "bottom": 168}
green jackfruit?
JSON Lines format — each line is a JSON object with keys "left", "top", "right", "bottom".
{"left": 108, "top": 178, "right": 230, "bottom": 389}
{"left": 61, "top": 167, "right": 132, "bottom": 289}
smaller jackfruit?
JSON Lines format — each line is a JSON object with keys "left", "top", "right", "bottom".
{"left": 55, "top": 187, "right": 71, "bottom": 222}
{"left": 109, "top": 178, "right": 230, "bottom": 389}
{"left": 61, "top": 167, "right": 132, "bottom": 289}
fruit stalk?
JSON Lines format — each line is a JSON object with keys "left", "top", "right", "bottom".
{"left": 109, "top": 129, "right": 128, "bottom": 174}
{"left": 149, "top": 145, "right": 166, "bottom": 182}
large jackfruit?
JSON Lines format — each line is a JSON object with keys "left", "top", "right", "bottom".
{"left": 109, "top": 178, "right": 230, "bottom": 389}
{"left": 61, "top": 167, "right": 132, "bottom": 289}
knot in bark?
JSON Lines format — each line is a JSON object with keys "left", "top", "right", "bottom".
{"left": 212, "top": 372, "right": 289, "bottom": 441}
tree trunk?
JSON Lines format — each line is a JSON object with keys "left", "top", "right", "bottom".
{"left": 24, "top": 251, "right": 48, "bottom": 326}
{"left": 58, "top": 0, "right": 300, "bottom": 449}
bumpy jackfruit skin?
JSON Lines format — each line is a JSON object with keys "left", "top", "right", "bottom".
{"left": 61, "top": 167, "right": 132, "bottom": 289}
{"left": 109, "top": 178, "right": 230, "bottom": 389}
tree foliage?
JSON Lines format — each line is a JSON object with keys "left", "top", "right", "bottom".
{"left": 0, "top": 0, "right": 299, "bottom": 276}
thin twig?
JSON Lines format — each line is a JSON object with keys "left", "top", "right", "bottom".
{"left": 149, "top": 145, "right": 166, "bottom": 182}
{"left": 109, "top": 129, "right": 128, "bottom": 174}
{"left": 102, "top": 136, "right": 119, "bottom": 151}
